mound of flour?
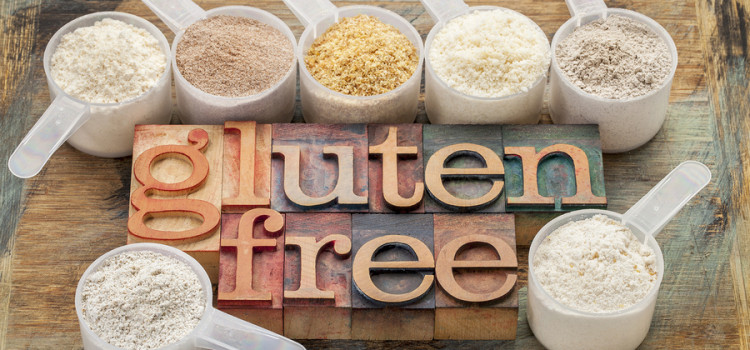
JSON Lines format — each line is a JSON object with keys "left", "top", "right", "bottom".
{"left": 533, "top": 214, "right": 658, "bottom": 313}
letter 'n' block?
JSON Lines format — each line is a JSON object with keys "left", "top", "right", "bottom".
{"left": 351, "top": 214, "right": 435, "bottom": 340}
{"left": 128, "top": 125, "right": 223, "bottom": 282}
{"left": 284, "top": 213, "right": 352, "bottom": 339}
{"left": 433, "top": 213, "right": 518, "bottom": 340}
{"left": 218, "top": 209, "right": 285, "bottom": 335}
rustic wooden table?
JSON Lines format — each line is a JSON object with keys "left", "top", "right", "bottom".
{"left": 1, "top": 0, "right": 748, "bottom": 348}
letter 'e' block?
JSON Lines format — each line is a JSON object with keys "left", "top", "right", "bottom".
{"left": 351, "top": 214, "right": 435, "bottom": 340}
{"left": 283, "top": 213, "right": 353, "bottom": 339}
{"left": 271, "top": 124, "right": 368, "bottom": 212}
{"left": 433, "top": 213, "right": 518, "bottom": 340}
{"left": 218, "top": 209, "right": 285, "bottom": 334}
{"left": 422, "top": 124, "right": 506, "bottom": 213}
{"left": 128, "top": 125, "right": 223, "bottom": 282}
{"left": 368, "top": 124, "right": 425, "bottom": 213}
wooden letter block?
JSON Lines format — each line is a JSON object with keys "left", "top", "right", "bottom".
{"left": 433, "top": 213, "right": 518, "bottom": 340}
{"left": 350, "top": 214, "right": 435, "bottom": 340}
{"left": 222, "top": 121, "right": 272, "bottom": 212}
{"left": 218, "top": 208, "right": 285, "bottom": 334}
{"left": 368, "top": 124, "right": 425, "bottom": 213}
{"left": 423, "top": 125, "right": 506, "bottom": 213}
{"left": 502, "top": 124, "right": 606, "bottom": 211}
{"left": 271, "top": 124, "right": 368, "bottom": 212}
{"left": 128, "top": 125, "right": 223, "bottom": 282}
{"left": 284, "top": 213, "right": 352, "bottom": 339}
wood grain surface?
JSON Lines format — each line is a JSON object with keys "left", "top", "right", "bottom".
{"left": 0, "top": 0, "right": 748, "bottom": 349}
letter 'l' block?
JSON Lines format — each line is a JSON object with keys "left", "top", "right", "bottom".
{"left": 218, "top": 209, "right": 285, "bottom": 335}
{"left": 422, "top": 124, "right": 506, "bottom": 213}
{"left": 433, "top": 213, "right": 518, "bottom": 340}
{"left": 128, "top": 125, "right": 223, "bottom": 282}
{"left": 222, "top": 121, "right": 272, "bottom": 212}
{"left": 271, "top": 124, "right": 369, "bottom": 212}
{"left": 351, "top": 214, "right": 435, "bottom": 340}
{"left": 283, "top": 213, "right": 352, "bottom": 339}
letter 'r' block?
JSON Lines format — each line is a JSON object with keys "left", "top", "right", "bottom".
{"left": 433, "top": 213, "right": 518, "bottom": 340}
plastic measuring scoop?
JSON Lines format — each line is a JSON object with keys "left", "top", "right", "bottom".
{"left": 526, "top": 161, "right": 710, "bottom": 350}
{"left": 282, "top": 0, "right": 423, "bottom": 124}
{"left": 549, "top": 0, "right": 678, "bottom": 153}
{"left": 76, "top": 243, "right": 305, "bottom": 350}
{"left": 621, "top": 160, "right": 712, "bottom": 243}
{"left": 142, "top": 0, "right": 297, "bottom": 125}
{"left": 419, "top": 0, "right": 550, "bottom": 125}
{"left": 8, "top": 11, "right": 173, "bottom": 179}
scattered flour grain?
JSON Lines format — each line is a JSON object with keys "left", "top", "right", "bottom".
{"left": 81, "top": 251, "right": 205, "bottom": 349}
{"left": 532, "top": 214, "right": 658, "bottom": 313}
{"left": 51, "top": 18, "right": 166, "bottom": 104}
{"left": 429, "top": 9, "right": 550, "bottom": 98}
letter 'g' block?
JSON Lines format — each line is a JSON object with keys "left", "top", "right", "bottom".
{"left": 433, "top": 213, "right": 518, "bottom": 340}
{"left": 351, "top": 214, "right": 435, "bottom": 340}
{"left": 284, "top": 213, "right": 352, "bottom": 339}
{"left": 128, "top": 125, "right": 223, "bottom": 282}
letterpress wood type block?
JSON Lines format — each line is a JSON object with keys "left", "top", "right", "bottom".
{"left": 502, "top": 124, "right": 606, "bottom": 212}
{"left": 218, "top": 209, "right": 285, "bottom": 334}
{"left": 222, "top": 121, "right": 272, "bottom": 212}
{"left": 422, "top": 124, "right": 506, "bottom": 213}
{"left": 350, "top": 214, "right": 435, "bottom": 340}
{"left": 433, "top": 213, "right": 518, "bottom": 340}
{"left": 128, "top": 125, "right": 223, "bottom": 281}
{"left": 283, "top": 213, "right": 352, "bottom": 339}
{"left": 271, "top": 124, "right": 368, "bottom": 212}
{"left": 368, "top": 124, "right": 425, "bottom": 213}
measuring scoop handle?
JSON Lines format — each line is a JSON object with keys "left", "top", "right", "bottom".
{"left": 622, "top": 161, "right": 711, "bottom": 239}
{"left": 282, "top": 0, "right": 336, "bottom": 28}
{"left": 193, "top": 307, "right": 305, "bottom": 350}
{"left": 142, "top": 0, "right": 206, "bottom": 33}
{"left": 420, "top": 0, "right": 469, "bottom": 24}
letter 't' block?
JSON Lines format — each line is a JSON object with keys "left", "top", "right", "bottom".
{"left": 350, "top": 214, "right": 435, "bottom": 340}
{"left": 502, "top": 124, "right": 606, "bottom": 211}
{"left": 368, "top": 124, "right": 425, "bottom": 213}
{"left": 222, "top": 121, "right": 272, "bottom": 212}
{"left": 271, "top": 124, "right": 369, "bottom": 212}
{"left": 218, "top": 209, "right": 285, "bottom": 334}
{"left": 128, "top": 125, "right": 223, "bottom": 282}
{"left": 283, "top": 213, "right": 352, "bottom": 339}
{"left": 433, "top": 213, "right": 518, "bottom": 340}
{"left": 422, "top": 124, "right": 506, "bottom": 213}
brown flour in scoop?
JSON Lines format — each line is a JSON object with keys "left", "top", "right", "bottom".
{"left": 555, "top": 15, "right": 671, "bottom": 99}
{"left": 176, "top": 15, "right": 294, "bottom": 97}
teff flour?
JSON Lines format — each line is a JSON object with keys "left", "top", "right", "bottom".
{"left": 81, "top": 251, "right": 205, "bottom": 349}
{"left": 533, "top": 215, "right": 658, "bottom": 313}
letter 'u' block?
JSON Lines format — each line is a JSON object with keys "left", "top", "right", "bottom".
{"left": 128, "top": 125, "right": 223, "bottom": 282}
{"left": 433, "top": 213, "right": 518, "bottom": 340}
{"left": 351, "top": 214, "right": 435, "bottom": 340}
{"left": 284, "top": 213, "right": 352, "bottom": 339}
{"left": 218, "top": 209, "right": 285, "bottom": 335}
{"left": 271, "top": 124, "right": 369, "bottom": 212}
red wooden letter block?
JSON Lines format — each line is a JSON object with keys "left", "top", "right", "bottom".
{"left": 218, "top": 208, "right": 285, "bottom": 334}
{"left": 350, "top": 214, "right": 435, "bottom": 340}
{"left": 368, "top": 124, "right": 425, "bottom": 213}
{"left": 271, "top": 124, "right": 368, "bottom": 212}
{"left": 222, "top": 121, "right": 272, "bottom": 212}
{"left": 283, "top": 213, "right": 352, "bottom": 339}
{"left": 128, "top": 125, "right": 223, "bottom": 282}
{"left": 433, "top": 213, "right": 518, "bottom": 340}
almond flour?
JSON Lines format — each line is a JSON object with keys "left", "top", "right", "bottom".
{"left": 51, "top": 18, "right": 166, "bottom": 104}
{"left": 81, "top": 251, "right": 205, "bottom": 349}
{"left": 532, "top": 215, "right": 658, "bottom": 313}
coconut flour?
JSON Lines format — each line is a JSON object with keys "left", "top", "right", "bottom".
{"left": 51, "top": 18, "right": 166, "bottom": 104}
{"left": 555, "top": 15, "right": 671, "bottom": 99}
{"left": 533, "top": 214, "right": 658, "bottom": 313}
{"left": 81, "top": 251, "right": 205, "bottom": 349}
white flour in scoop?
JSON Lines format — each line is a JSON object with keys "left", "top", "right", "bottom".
{"left": 81, "top": 251, "right": 205, "bottom": 349}
{"left": 532, "top": 214, "right": 658, "bottom": 313}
